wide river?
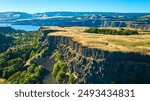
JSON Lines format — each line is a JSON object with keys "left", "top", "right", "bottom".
{"left": 0, "top": 23, "right": 40, "bottom": 31}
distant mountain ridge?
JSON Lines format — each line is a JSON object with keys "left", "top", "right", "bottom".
{"left": 0, "top": 12, "right": 150, "bottom": 30}
{"left": 0, "top": 12, "right": 32, "bottom": 23}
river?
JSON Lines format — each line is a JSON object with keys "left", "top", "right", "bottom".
{"left": 0, "top": 23, "right": 40, "bottom": 31}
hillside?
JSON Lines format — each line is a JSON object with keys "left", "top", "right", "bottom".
{"left": 1, "top": 12, "right": 150, "bottom": 30}
{"left": 44, "top": 26, "right": 150, "bottom": 55}
{"left": 0, "top": 26, "right": 17, "bottom": 34}
{"left": 0, "top": 12, "right": 32, "bottom": 23}
{"left": 0, "top": 30, "right": 49, "bottom": 84}
{"left": 0, "top": 26, "right": 150, "bottom": 84}
{"left": 0, "top": 33, "right": 15, "bottom": 53}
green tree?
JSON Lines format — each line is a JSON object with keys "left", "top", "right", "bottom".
{"left": 52, "top": 62, "right": 61, "bottom": 78}
{"left": 68, "top": 74, "right": 76, "bottom": 84}
{"left": 56, "top": 71, "right": 66, "bottom": 84}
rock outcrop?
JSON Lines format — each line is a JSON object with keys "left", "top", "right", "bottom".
{"left": 45, "top": 35, "right": 150, "bottom": 84}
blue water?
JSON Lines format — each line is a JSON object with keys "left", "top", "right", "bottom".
{"left": 0, "top": 23, "right": 40, "bottom": 31}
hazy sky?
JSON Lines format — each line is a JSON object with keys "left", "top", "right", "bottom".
{"left": 0, "top": 0, "right": 150, "bottom": 13}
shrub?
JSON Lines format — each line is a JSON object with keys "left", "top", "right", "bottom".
{"left": 39, "top": 47, "right": 49, "bottom": 58}
{"left": 56, "top": 71, "right": 66, "bottom": 84}
{"left": 28, "top": 64, "right": 36, "bottom": 73}
{"left": 35, "top": 65, "right": 45, "bottom": 74}
{"left": 30, "top": 50, "right": 36, "bottom": 58}
{"left": 52, "top": 51, "right": 68, "bottom": 84}
{"left": 6, "top": 65, "right": 46, "bottom": 84}
{"left": 52, "top": 60, "right": 67, "bottom": 78}
{"left": 6, "top": 71, "right": 22, "bottom": 84}
{"left": 2, "top": 64, "right": 22, "bottom": 79}
{"left": 52, "top": 62, "right": 61, "bottom": 78}
{"left": 68, "top": 73, "right": 77, "bottom": 84}
{"left": 55, "top": 51, "right": 63, "bottom": 60}
{"left": 0, "top": 59, "right": 7, "bottom": 67}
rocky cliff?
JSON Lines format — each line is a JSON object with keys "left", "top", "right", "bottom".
{"left": 41, "top": 27, "right": 150, "bottom": 84}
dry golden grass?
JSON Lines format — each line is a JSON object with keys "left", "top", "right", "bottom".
{"left": 0, "top": 78, "right": 5, "bottom": 84}
{"left": 42, "top": 26, "right": 150, "bottom": 55}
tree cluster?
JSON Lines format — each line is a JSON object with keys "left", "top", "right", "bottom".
{"left": 0, "top": 31, "right": 46, "bottom": 84}
{"left": 84, "top": 27, "right": 139, "bottom": 35}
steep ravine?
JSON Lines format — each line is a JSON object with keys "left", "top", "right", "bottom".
{"left": 41, "top": 30, "right": 150, "bottom": 84}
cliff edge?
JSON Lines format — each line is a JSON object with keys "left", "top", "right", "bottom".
{"left": 41, "top": 26, "right": 150, "bottom": 84}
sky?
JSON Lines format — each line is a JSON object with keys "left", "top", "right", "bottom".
{"left": 0, "top": 0, "right": 150, "bottom": 13}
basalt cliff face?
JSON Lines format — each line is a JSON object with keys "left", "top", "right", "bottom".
{"left": 41, "top": 29, "right": 150, "bottom": 84}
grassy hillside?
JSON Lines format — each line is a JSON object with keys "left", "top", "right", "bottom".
{"left": 45, "top": 26, "right": 150, "bottom": 55}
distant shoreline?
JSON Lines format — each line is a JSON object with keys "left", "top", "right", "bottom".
{"left": 0, "top": 23, "right": 40, "bottom": 31}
